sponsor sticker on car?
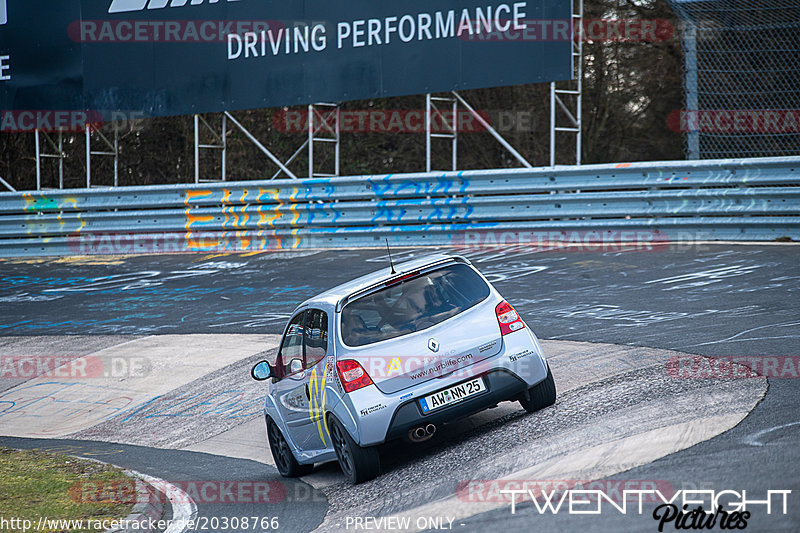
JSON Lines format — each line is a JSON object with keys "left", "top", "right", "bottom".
{"left": 360, "top": 404, "right": 387, "bottom": 417}
{"left": 509, "top": 349, "right": 534, "bottom": 362}
{"left": 419, "top": 377, "right": 486, "bottom": 413}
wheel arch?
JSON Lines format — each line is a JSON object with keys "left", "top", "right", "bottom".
{"left": 326, "top": 402, "right": 360, "bottom": 444}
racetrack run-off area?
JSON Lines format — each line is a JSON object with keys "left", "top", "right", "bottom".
{"left": 0, "top": 244, "right": 798, "bottom": 532}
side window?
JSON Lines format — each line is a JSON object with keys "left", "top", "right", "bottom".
{"left": 304, "top": 309, "right": 329, "bottom": 369}
{"left": 279, "top": 312, "right": 305, "bottom": 377}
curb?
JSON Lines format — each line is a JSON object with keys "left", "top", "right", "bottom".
{"left": 72, "top": 459, "right": 197, "bottom": 533}
{"left": 104, "top": 470, "right": 165, "bottom": 533}
{"left": 130, "top": 471, "right": 198, "bottom": 533}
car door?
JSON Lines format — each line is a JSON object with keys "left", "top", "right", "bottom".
{"left": 302, "top": 308, "right": 331, "bottom": 451}
{"left": 273, "top": 311, "right": 313, "bottom": 450}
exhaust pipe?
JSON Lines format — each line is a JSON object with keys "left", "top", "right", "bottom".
{"left": 408, "top": 423, "right": 437, "bottom": 443}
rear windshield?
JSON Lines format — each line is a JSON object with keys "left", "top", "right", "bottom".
{"left": 340, "top": 263, "right": 491, "bottom": 347}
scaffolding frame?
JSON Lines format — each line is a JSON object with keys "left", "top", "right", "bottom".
{"left": 192, "top": 104, "right": 344, "bottom": 182}
{"left": 86, "top": 124, "right": 119, "bottom": 188}
{"left": 0, "top": 175, "right": 14, "bottom": 192}
{"left": 425, "top": 91, "right": 535, "bottom": 172}
{"left": 550, "top": 0, "right": 584, "bottom": 166}
{"left": 33, "top": 125, "right": 119, "bottom": 191}
{"left": 34, "top": 130, "right": 65, "bottom": 190}
{"left": 308, "top": 103, "right": 340, "bottom": 178}
{"left": 426, "top": 94, "right": 458, "bottom": 172}
{"left": 194, "top": 113, "right": 228, "bottom": 183}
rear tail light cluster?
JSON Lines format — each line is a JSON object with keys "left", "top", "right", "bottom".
{"left": 336, "top": 360, "right": 374, "bottom": 393}
{"left": 496, "top": 301, "right": 526, "bottom": 335}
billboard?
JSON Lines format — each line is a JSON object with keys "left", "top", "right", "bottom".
{"left": 0, "top": 1, "right": 572, "bottom": 121}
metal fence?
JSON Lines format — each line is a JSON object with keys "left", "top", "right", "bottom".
{"left": 0, "top": 156, "right": 798, "bottom": 257}
{"left": 669, "top": 0, "right": 800, "bottom": 159}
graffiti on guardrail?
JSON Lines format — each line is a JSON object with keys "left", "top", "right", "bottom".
{"left": 367, "top": 173, "right": 471, "bottom": 198}
{"left": 183, "top": 187, "right": 318, "bottom": 252}
{"left": 1, "top": 158, "right": 798, "bottom": 257}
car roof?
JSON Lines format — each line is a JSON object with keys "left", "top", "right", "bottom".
{"left": 295, "top": 253, "right": 469, "bottom": 311}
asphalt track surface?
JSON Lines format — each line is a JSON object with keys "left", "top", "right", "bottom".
{"left": 0, "top": 244, "right": 798, "bottom": 532}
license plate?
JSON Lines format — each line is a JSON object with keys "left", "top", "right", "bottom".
{"left": 419, "top": 378, "right": 486, "bottom": 414}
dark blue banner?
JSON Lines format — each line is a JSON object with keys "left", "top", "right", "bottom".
{"left": 0, "top": 0, "right": 572, "bottom": 120}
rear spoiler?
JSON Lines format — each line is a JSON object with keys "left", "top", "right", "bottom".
{"left": 335, "top": 255, "right": 470, "bottom": 312}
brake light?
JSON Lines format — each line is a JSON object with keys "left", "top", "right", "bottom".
{"left": 336, "top": 360, "right": 374, "bottom": 393}
{"left": 496, "top": 301, "right": 525, "bottom": 335}
{"left": 385, "top": 270, "right": 421, "bottom": 287}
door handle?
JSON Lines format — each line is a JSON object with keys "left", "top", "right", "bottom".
{"left": 305, "top": 384, "right": 310, "bottom": 400}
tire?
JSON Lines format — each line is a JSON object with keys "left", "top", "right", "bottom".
{"left": 266, "top": 417, "right": 314, "bottom": 478}
{"left": 328, "top": 416, "right": 381, "bottom": 484}
{"left": 519, "top": 364, "right": 557, "bottom": 413}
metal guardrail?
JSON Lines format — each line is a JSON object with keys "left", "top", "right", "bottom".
{"left": 0, "top": 156, "right": 798, "bottom": 256}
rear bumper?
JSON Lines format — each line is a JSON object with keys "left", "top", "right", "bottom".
{"left": 339, "top": 328, "right": 549, "bottom": 446}
{"left": 383, "top": 369, "right": 528, "bottom": 442}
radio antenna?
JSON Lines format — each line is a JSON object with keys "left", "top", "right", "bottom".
{"left": 385, "top": 238, "right": 396, "bottom": 274}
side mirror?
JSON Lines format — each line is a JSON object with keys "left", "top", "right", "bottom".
{"left": 251, "top": 361, "right": 274, "bottom": 381}
{"left": 288, "top": 358, "right": 303, "bottom": 375}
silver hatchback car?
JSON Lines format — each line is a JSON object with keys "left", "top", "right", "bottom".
{"left": 251, "top": 254, "right": 556, "bottom": 484}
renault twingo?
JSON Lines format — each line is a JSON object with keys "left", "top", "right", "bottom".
{"left": 251, "top": 254, "right": 555, "bottom": 484}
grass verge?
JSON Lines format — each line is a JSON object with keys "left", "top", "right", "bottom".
{"left": 0, "top": 447, "right": 136, "bottom": 532}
